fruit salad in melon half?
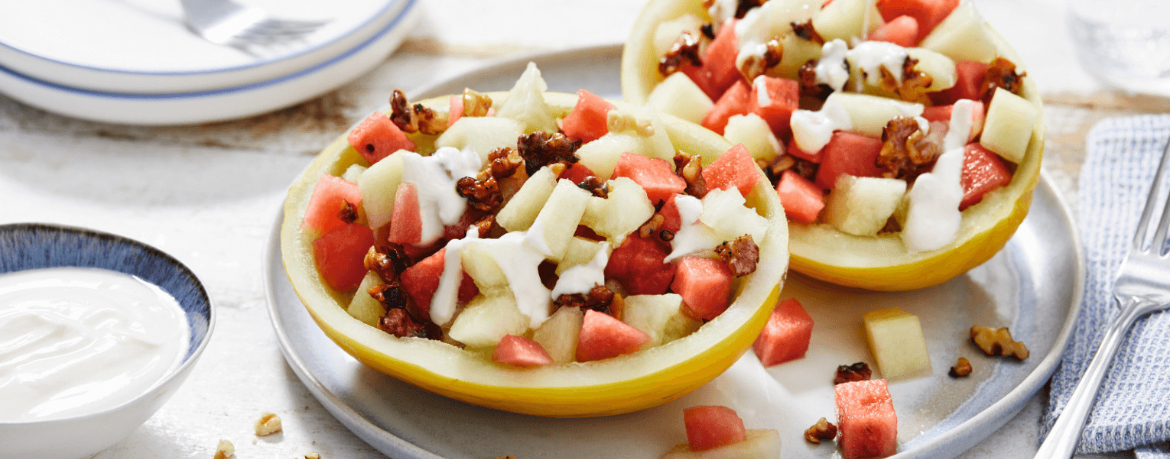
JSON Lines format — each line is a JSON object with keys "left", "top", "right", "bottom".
{"left": 281, "top": 65, "right": 789, "bottom": 417}
{"left": 621, "top": 0, "right": 1043, "bottom": 291}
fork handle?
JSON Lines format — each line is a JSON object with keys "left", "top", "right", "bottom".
{"left": 1035, "top": 297, "right": 1148, "bottom": 458}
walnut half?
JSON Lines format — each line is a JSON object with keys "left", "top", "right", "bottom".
{"left": 970, "top": 325, "right": 1029, "bottom": 360}
{"left": 804, "top": 417, "right": 838, "bottom": 444}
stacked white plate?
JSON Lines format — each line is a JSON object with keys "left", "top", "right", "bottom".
{"left": 0, "top": 0, "right": 419, "bottom": 125}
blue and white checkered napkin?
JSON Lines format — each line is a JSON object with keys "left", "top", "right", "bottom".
{"left": 1041, "top": 115, "right": 1170, "bottom": 456}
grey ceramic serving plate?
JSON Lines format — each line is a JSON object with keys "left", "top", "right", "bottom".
{"left": 264, "top": 45, "right": 1083, "bottom": 459}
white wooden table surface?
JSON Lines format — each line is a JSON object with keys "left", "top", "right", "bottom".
{"left": 0, "top": 0, "right": 1160, "bottom": 457}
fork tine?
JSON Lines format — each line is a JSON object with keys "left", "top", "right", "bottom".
{"left": 1150, "top": 139, "right": 1170, "bottom": 254}
{"left": 1134, "top": 138, "right": 1170, "bottom": 251}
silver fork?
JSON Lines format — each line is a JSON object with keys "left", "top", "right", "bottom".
{"left": 1037, "top": 139, "right": 1170, "bottom": 458}
{"left": 180, "top": 0, "right": 327, "bottom": 49}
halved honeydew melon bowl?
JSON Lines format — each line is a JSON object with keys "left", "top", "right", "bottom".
{"left": 621, "top": 0, "right": 1043, "bottom": 291}
{"left": 281, "top": 91, "right": 790, "bottom": 417}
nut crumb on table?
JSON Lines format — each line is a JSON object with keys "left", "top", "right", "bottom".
{"left": 949, "top": 357, "right": 973, "bottom": 377}
{"left": 213, "top": 439, "right": 234, "bottom": 459}
{"left": 305, "top": 454, "right": 321, "bottom": 459}
{"left": 254, "top": 411, "right": 283, "bottom": 436}
{"left": 970, "top": 325, "right": 1029, "bottom": 360}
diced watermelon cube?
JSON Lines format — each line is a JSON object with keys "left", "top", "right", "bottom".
{"left": 683, "top": 405, "right": 748, "bottom": 452}
{"left": 312, "top": 222, "right": 375, "bottom": 292}
{"left": 867, "top": 15, "right": 919, "bottom": 47}
{"left": 672, "top": 257, "right": 733, "bottom": 321}
{"left": 701, "top": 79, "right": 752, "bottom": 135}
{"left": 836, "top": 379, "right": 898, "bottom": 459}
{"left": 875, "top": 0, "right": 959, "bottom": 42}
{"left": 387, "top": 182, "right": 422, "bottom": 244}
{"left": 560, "top": 163, "right": 597, "bottom": 184}
{"left": 922, "top": 101, "right": 985, "bottom": 143}
{"left": 605, "top": 235, "right": 676, "bottom": 295}
{"left": 748, "top": 76, "right": 800, "bottom": 139}
{"left": 658, "top": 194, "right": 682, "bottom": 234}
{"left": 682, "top": 63, "right": 720, "bottom": 102}
{"left": 561, "top": 89, "right": 617, "bottom": 143}
{"left": 400, "top": 248, "right": 478, "bottom": 315}
{"left": 612, "top": 152, "right": 687, "bottom": 206}
{"left": 932, "top": 61, "right": 987, "bottom": 105}
{"left": 776, "top": 170, "right": 825, "bottom": 225}
{"left": 448, "top": 95, "right": 463, "bottom": 127}
{"left": 814, "top": 132, "right": 885, "bottom": 190}
{"left": 347, "top": 112, "right": 415, "bottom": 165}
{"left": 302, "top": 174, "right": 363, "bottom": 236}
{"left": 702, "top": 144, "right": 761, "bottom": 197}
{"left": 787, "top": 138, "right": 824, "bottom": 163}
{"left": 705, "top": 19, "right": 743, "bottom": 98}
{"left": 576, "top": 309, "right": 651, "bottom": 362}
{"left": 753, "top": 298, "right": 815, "bottom": 366}
{"left": 492, "top": 334, "right": 554, "bottom": 367}
{"left": 960, "top": 143, "right": 1011, "bottom": 210}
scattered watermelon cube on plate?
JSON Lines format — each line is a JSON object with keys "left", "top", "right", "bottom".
{"left": 753, "top": 297, "right": 815, "bottom": 366}
{"left": 662, "top": 406, "right": 781, "bottom": 458}
{"left": 836, "top": 379, "right": 898, "bottom": 459}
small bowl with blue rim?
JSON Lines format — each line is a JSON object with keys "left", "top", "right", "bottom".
{"left": 0, "top": 223, "right": 214, "bottom": 459}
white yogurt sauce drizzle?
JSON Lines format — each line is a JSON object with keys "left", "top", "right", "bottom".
{"left": 430, "top": 227, "right": 479, "bottom": 326}
{"left": 790, "top": 98, "right": 853, "bottom": 153}
{"left": 815, "top": 39, "right": 851, "bottom": 91}
{"left": 847, "top": 41, "right": 909, "bottom": 89}
{"left": 551, "top": 242, "right": 610, "bottom": 298}
{"left": 0, "top": 267, "right": 189, "bottom": 422}
{"left": 468, "top": 232, "right": 552, "bottom": 329}
{"left": 401, "top": 147, "right": 483, "bottom": 246}
{"left": 665, "top": 195, "right": 722, "bottom": 262}
{"left": 901, "top": 100, "right": 977, "bottom": 252}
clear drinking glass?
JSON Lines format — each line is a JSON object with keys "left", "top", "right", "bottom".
{"left": 1067, "top": 0, "right": 1170, "bottom": 96}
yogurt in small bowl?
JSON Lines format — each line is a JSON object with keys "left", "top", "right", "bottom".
{"left": 0, "top": 223, "right": 214, "bottom": 459}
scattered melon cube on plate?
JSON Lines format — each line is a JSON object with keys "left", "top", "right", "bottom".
{"left": 495, "top": 62, "right": 558, "bottom": 134}
{"left": 753, "top": 298, "right": 814, "bottom": 366}
{"left": 581, "top": 177, "right": 655, "bottom": 241}
{"left": 980, "top": 88, "right": 1039, "bottom": 164}
{"left": 723, "top": 114, "right": 782, "bottom": 163}
{"left": 824, "top": 175, "right": 907, "bottom": 236}
{"left": 623, "top": 294, "right": 702, "bottom": 347}
{"left": 864, "top": 307, "right": 932, "bottom": 380}
{"left": 918, "top": 0, "right": 997, "bottom": 63}
{"left": 525, "top": 179, "right": 592, "bottom": 261}
{"left": 836, "top": 379, "right": 898, "bottom": 459}
{"left": 358, "top": 152, "right": 406, "bottom": 230}
{"left": 649, "top": 72, "right": 715, "bottom": 125}
{"left": 435, "top": 116, "right": 525, "bottom": 164}
{"left": 700, "top": 187, "right": 768, "bottom": 243}
{"left": 346, "top": 272, "right": 386, "bottom": 327}
{"left": 497, "top": 166, "right": 557, "bottom": 231}
{"left": 448, "top": 294, "right": 530, "bottom": 348}
{"left": 532, "top": 306, "right": 584, "bottom": 364}
{"left": 491, "top": 334, "right": 554, "bottom": 367}
{"left": 683, "top": 405, "right": 747, "bottom": 451}
{"left": 576, "top": 309, "right": 651, "bottom": 362}
{"left": 662, "top": 429, "right": 781, "bottom": 459}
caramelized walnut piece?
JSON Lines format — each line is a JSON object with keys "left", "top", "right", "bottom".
{"left": 338, "top": 201, "right": 358, "bottom": 224}
{"left": 659, "top": 32, "right": 703, "bottom": 76}
{"left": 792, "top": 20, "right": 825, "bottom": 45}
{"left": 877, "top": 117, "right": 941, "bottom": 180}
{"left": 368, "top": 281, "right": 411, "bottom": 312}
{"left": 488, "top": 147, "right": 523, "bottom": 179}
{"left": 456, "top": 174, "right": 503, "bottom": 212}
{"left": 517, "top": 131, "right": 581, "bottom": 176}
{"left": 639, "top": 214, "right": 666, "bottom": 238}
{"left": 760, "top": 155, "right": 797, "bottom": 184}
{"left": 739, "top": 37, "right": 784, "bottom": 81}
{"left": 364, "top": 245, "right": 410, "bottom": 282}
{"left": 804, "top": 417, "right": 838, "bottom": 444}
{"left": 949, "top": 357, "right": 973, "bottom": 378}
{"left": 254, "top": 412, "right": 282, "bottom": 436}
{"left": 981, "top": 57, "right": 1026, "bottom": 104}
{"left": 700, "top": 22, "right": 716, "bottom": 40}
{"left": 472, "top": 214, "right": 496, "bottom": 238}
{"left": 659, "top": 229, "right": 676, "bottom": 242}
{"left": 970, "top": 325, "right": 1030, "bottom": 360}
{"left": 674, "top": 151, "right": 709, "bottom": 198}
{"left": 834, "top": 362, "right": 873, "bottom": 384}
{"left": 554, "top": 284, "right": 617, "bottom": 315}
{"left": 715, "top": 235, "right": 760, "bottom": 277}
{"left": 798, "top": 58, "right": 842, "bottom": 99}
{"left": 577, "top": 176, "right": 609, "bottom": 198}
{"left": 460, "top": 88, "right": 493, "bottom": 117}
{"left": 389, "top": 89, "right": 448, "bottom": 135}
{"left": 878, "top": 57, "right": 934, "bottom": 101}
{"left": 379, "top": 308, "right": 430, "bottom": 338}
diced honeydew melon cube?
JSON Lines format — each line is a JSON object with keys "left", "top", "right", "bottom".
{"left": 864, "top": 307, "right": 932, "bottom": 380}
{"left": 576, "top": 132, "right": 656, "bottom": 180}
{"left": 581, "top": 177, "right": 656, "bottom": 242}
{"left": 448, "top": 294, "right": 530, "bottom": 348}
{"left": 532, "top": 306, "right": 584, "bottom": 364}
{"left": 723, "top": 113, "right": 782, "bottom": 162}
{"left": 828, "top": 92, "right": 924, "bottom": 137}
{"left": 341, "top": 164, "right": 367, "bottom": 184}
{"left": 346, "top": 272, "right": 386, "bottom": 327}
{"left": 495, "top": 62, "right": 558, "bottom": 134}
{"left": 358, "top": 152, "right": 406, "bottom": 229}
{"left": 661, "top": 429, "right": 782, "bottom": 459}
{"left": 461, "top": 242, "right": 510, "bottom": 293}
{"left": 436, "top": 117, "right": 525, "bottom": 164}
{"left": 919, "top": 1, "right": 997, "bottom": 63}
{"left": 526, "top": 179, "right": 592, "bottom": 261}
{"left": 906, "top": 48, "right": 957, "bottom": 92}
{"left": 622, "top": 294, "right": 702, "bottom": 347}
{"left": 824, "top": 175, "right": 907, "bottom": 236}
{"left": 648, "top": 72, "right": 716, "bottom": 125}
{"left": 653, "top": 13, "right": 704, "bottom": 58}
{"left": 607, "top": 105, "right": 676, "bottom": 162}
{"left": 557, "top": 237, "right": 607, "bottom": 275}
{"left": 770, "top": 32, "right": 824, "bottom": 79}
{"left": 812, "top": 0, "right": 885, "bottom": 43}
{"left": 979, "top": 88, "right": 1039, "bottom": 164}
{"left": 700, "top": 188, "right": 769, "bottom": 243}
{"left": 497, "top": 167, "right": 557, "bottom": 231}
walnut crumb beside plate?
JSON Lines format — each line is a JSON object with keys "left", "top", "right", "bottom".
{"left": 213, "top": 439, "right": 234, "bottom": 459}
{"left": 254, "top": 412, "right": 283, "bottom": 436}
